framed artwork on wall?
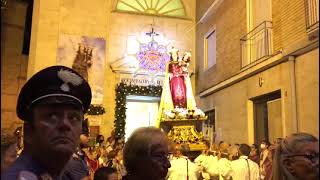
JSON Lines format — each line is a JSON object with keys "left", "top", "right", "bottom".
{"left": 57, "top": 34, "right": 106, "bottom": 104}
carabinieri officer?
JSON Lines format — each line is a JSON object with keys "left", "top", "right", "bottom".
{"left": 2, "top": 66, "right": 92, "bottom": 180}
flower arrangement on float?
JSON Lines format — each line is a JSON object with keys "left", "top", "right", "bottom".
{"left": 163, "top": 107, "right": 206, "bottom": 120}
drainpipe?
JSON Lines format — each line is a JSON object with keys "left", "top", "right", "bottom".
{"left": 288, "top": 56, "right": 298, "bottom": 133}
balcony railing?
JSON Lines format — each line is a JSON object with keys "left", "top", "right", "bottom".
{"left": 305, "top": 0, "right": 319, "bottom": 33}
{"left": 241, "top": 21, "right": 273, "bottom": 68}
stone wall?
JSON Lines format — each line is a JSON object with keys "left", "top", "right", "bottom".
{"left": 199, "top": 48, "right": 320, "bottom": 143}
{"left": 1, "top": 1, "right": 29, "bottom": 133}
{"left": 295, "top": 48, "right": 319, "bottom": 137}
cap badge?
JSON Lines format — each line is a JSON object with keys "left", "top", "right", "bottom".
{"left": 57, "top": 69, "right": 83, "bottom": 92}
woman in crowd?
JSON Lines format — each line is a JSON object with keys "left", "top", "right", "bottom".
{"left": 272, "top": 132, "right": 318, "bottom": 180}
{"left": 122, "top": 127, "right": 171, "bottom": 180}
{"left": 86, "top": 147, "right": 100, "bottom": 178}
{"left": 249, "top": 144, "right": 260, "bottom": 164}
{"left": 96, "top": 135, "right": 105, "bottom": 148}
{"left": 260, "top": 140, "right": 272, "bottom": 179}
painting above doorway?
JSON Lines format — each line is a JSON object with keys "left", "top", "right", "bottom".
{"left": 57, "top": 34, "right": 106, "bottom": 104}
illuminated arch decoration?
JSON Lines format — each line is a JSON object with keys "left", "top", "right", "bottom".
{"left": 136, "top": 41, "right": 170, "bottom": 72}
{"left": 114, "top": 83, "right": 162, "bottom": 139}
{"left": 116, "top": 0, "right": 186, "bottom": 18}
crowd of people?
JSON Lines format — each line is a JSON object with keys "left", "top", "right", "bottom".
{"left": 2, "top": 126, "right": 318, "bottom": 180}
{"left": 62, "top": 131, "right": 127, "bottom": 180}
{"left": 165, "top": 138, "right": 284, "bottom": 180}
{"left": 1, "top": 65, "right": 318, "bottom": 180}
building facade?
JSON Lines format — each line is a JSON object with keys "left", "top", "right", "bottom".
{"left": 2, "top": 0, "right": 319, "bottom": 144}
{"left": 196, "top": 0, "right": 319, "bottom": 144}
{"left": 1, "top": 0, "right": 196, "bottom": 139}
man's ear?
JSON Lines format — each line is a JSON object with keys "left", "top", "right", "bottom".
{"left": 283, "top": 158, "right": 295, "bottom": 174}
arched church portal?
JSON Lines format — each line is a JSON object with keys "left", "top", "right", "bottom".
{"left": 114, "top": 83, "right": 162, "bottom": 140}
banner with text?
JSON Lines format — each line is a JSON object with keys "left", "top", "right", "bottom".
{"left": 120, "top": 74, "right": 164, "bottom": 86}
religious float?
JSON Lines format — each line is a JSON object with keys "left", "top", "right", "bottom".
{"left": 156, "top": 48, "right": 207, "bottom": 151}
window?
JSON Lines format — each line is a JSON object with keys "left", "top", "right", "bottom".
{"left": 305, "top": 0, "right": 319, "bottom": 35}
{"left": 202, "top": 109, "right": 216, "bottom": 144}
{"left": 204, "top": 28, "right": 216, "bottom": 70}
{"left": 241, "top": 0, "right": 273, "bottom": 67}
{"left": 115, "top": 0, "right": 186, "bottom": 18}
{"left": 248, "top": 0, "right": 272, "bottom": 30}
{"left": 205, "top": 109, "right": 216, "bottom": 130}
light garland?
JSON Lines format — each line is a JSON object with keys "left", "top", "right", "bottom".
{"left": 114, "top": 83, "right": 162, "bottom": 138}
{"left": 87, "top": 104, "right": 105, "bottom": 115}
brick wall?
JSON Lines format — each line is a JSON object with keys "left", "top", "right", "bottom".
{"left": 196, "top": 0, "right": 247, "bottom": 93}
{"left": 1, "top": 1, "right": 28, "bottom": 133}
{"left": 272, "top": 0, "right": 308, "bottom": 53}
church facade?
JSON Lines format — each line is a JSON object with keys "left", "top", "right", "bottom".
{"left": 1, "top": 0, "right": 197, "bottom": 139}
{"left": 1, "top": 0, "right": 319, "bottom": 144}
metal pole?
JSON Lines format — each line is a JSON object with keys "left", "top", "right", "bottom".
{"left": 186, "top": 158, "right": 189, "bottom": 180}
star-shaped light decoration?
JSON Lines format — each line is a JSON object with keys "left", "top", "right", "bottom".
{"left": 136, "top": 41, "right": 170, "bottom": 72}
{"left": 116, "top": 23, "right": 174, "bottom": 79}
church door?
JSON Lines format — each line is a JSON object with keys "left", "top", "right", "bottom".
{"left": 125, "top": 95, "right": 160, "bottom": 141}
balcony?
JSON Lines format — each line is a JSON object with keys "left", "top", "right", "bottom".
{"left": 241, "top": 21, "right": 273, "bottom": 68}
{"left": 305, "top": 0, "right": 319, "bottom": 39}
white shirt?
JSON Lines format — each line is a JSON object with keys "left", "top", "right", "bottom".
{"left": 167, "top": 157, "right": 200, "bottom": 180}
{"left": 217, "top": 158, "right": 232, "bottom": 180}
{"left": 204, "top": 155, "right": 219, "bottom": 176}
{"left": 231, "top": 156, "right": 260, "bottom": 180}
{"left": 194, "top": 154, "right": 207, "bottom": 165}
{"left": 194, "top": 154, "right": 213, "bottom": 168}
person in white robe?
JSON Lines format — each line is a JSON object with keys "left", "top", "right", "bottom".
{"left": 194, "top": 142, "right": 211, "bottom": 167}
{"left": 166, "top": 144, "right": 201, "bottom": 180}
{"left": 217, "top": 149, "right": 233, "bottom": 180}
{"left": 204, "top": 146, "right": 232, "bottom": 180}
{"left": 196, "top": 152, "right": 219, "bottom": 179}
{"left": 231, "top": 144, "right": 260, "bottom": 180}
{"left": 212, "top": 142, "right": 232, "bottom": 180}
{"left": 204, "top": 154, "right": 219, "bottom": 179}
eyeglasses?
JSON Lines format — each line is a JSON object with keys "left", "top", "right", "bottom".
{"left": 285, "top": 153, "right": 319, "bottom": 164}
{"left": 150, "top": 153, "right": 171, "bottom": 163}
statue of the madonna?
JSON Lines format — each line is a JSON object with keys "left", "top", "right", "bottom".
{"left": 156, "top": 47, "right": 205, "bottom": 127}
